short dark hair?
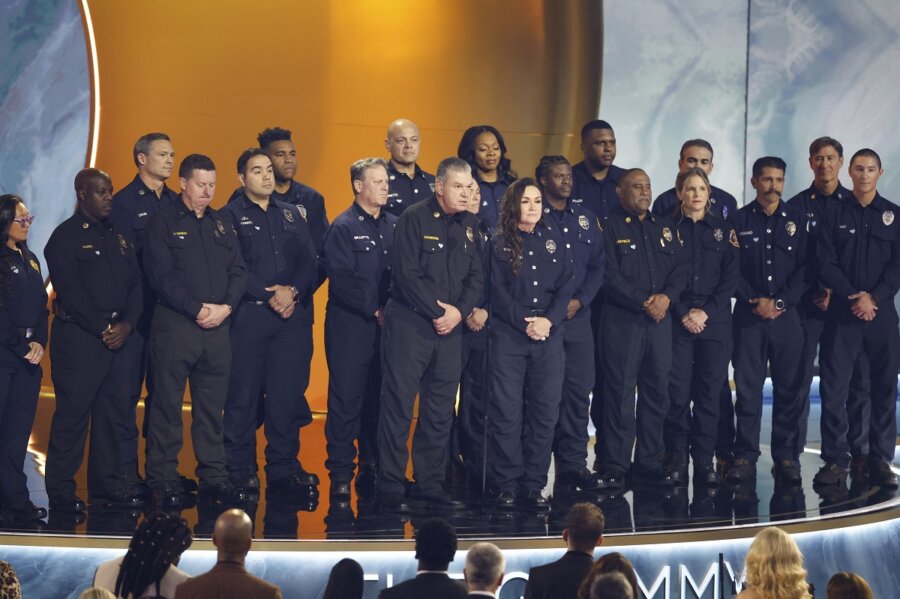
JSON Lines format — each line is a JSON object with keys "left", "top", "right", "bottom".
{"left": 680, "top": 139, "right": 714, "bottom": 160}
{"left": 436, "top": 156, "right": 471, "bottom": 182}
{"left": 257, "top": 126, "right": 292, "bottom": 150}
{"left": 809, "top": 136, "right": 843, "bottom": 158}
{"left": 589, "top": 572, "right": 633, "bottom": 599}
{"left": 535, "top": 155, "right": 571, "bottom": 182}
{"left": 237, "top": 148, "right": 270, "bottom": 175}
{"left": 580, "top": 119, "right": 613, "bottom": 140}
{"left": 179, "top": 154, "right": 216, "bottom": 179}
{"left": 133, "top": 132, "right": 170, "bottom": 167}
{"left": 752, "top": 156, "right": 787, "bottom": 179}
{"left": 414, "top": 518, "right": 458, "bottom": 569}
{"left": 566, "top": 502, "right": 605, "bottom": 549}
{"left": 850, "top": 148, "right": 882, "bottom": 169}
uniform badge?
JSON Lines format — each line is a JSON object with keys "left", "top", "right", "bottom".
{"left": 216, "top": 220, "right": 225, "bottom": 235}
{"left": 297, "top": 205, "right": 308, "bottom": 221}
{"left": 662, "top": 227, "right": 673, "bottom": 243}
{"left": 29, "top": 259, "right": 40, "bottom": 272}
{"left": 713, "top": 228, "right": 723, "bottom": 242}
{"left": 884, "top": 211, "right": 895, "bottom": 226}
{"left": 578, "top": 215, "right": 590, "bottom": 230}
{"left": 466, "top": 227, "right": 474, "bottom": 242}
{"left": 283, "top": 208, "right": 295, "bottom": 223}
{"left": 625, "top": 216, "right": 632, "bottom": 224}
{"left": 729, "top": 229, "right": 740, "bottom": 248}
{"left": 433, "top": 211, "right": 440, "bottom": 218}
{"left": 545, "top": 239, "right": 557, "bottom": 254}
{"left": 785, "top": 221, "right": 797, "bottom": 236}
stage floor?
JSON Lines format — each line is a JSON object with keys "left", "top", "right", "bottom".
{"left": 5, "top": 393, "right": 898, "bottom": 541}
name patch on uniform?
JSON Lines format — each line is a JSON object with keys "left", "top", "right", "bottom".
{"left": 739, "top": 230, "right": 753, "bottom": 236}
{"left": 283, "top": 208, "right": 295, "bottom": 223}
{"left": 423, "top": 235, "right": 440, "bottom": 241}
{"left": 884, "top": 211, "right": 895, "bottom": 226}
{"left": 616, "top": 239, "right": 632, "bottom": 245}
{"left": 353, "top": 235, "right": 370, "bottom": 241}
{"left": 81, "top": 244, "right": 94, "bottom": 249}
{"left": 546, "top": 239, "right": 557, "bottom": 254}
{"left": 578, "top": 215, "right": 590, "bottom": 230}
{"left": 173, "top": 231, "right": 188, "bottom": 236}
{"left": 138, "top": 212, "right": 148, "bottom": 218}
{"left": 785, "top": 221, "right": 797, "bottom": 236}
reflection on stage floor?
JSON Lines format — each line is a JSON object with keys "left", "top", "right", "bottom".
{"left": 6, "top": 394, "right": 898, "bottom": 541}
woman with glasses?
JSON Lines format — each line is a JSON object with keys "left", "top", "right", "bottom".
{"left": 0, "top": 194, "right": 48, "bottom": 524}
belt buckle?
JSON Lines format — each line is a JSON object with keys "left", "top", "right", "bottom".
{"left": 25, "top": 328, "right": 33, "bottom": 339}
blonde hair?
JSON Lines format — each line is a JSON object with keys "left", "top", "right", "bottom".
{"left": 743, "top": 527, "right": 811, "bottom": 599}
{"left": 77, "top": 589, "right": 117, "bottom": 599}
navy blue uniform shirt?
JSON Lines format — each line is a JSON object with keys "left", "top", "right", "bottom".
{"left": 652, "top": 185, "right": 738, "bottom": 222}
{"left": 817, "top": 192, "right": 900, "bottom": 315}
{"left": 488, "top": 223, "right": 575, "bottom": 332}
{"left": 0, "top": 245, "right": 49, "bottom": 355}
{"left": 323, "top": 201, "right": 397, "bottom": 319}
{"left": 602, "top": 208, "right": 687, "bottom": 315}
{"left": 45, "top": 211, "right": 143, "bottom": 334}
{"left": 542, "top": 201, "right": 604, "bottom": 308}
{"left": 144, "top": 198, "right": 247, "bottom": 319}
{"left": 732, "top": 200, "right": 808, "bottom": 308}
{"left": 475, "top": 173, "right": 515, "bottom": 231}
{"left": 110, "top": 175, "right": 179, "bottom": 256}
{"left": 221, "top": 192, "right": 318, "bottom": 310}
{"left": 386, "top": 162, "right": 435, "bottom": 217}
{"left": 672, "top": 212, "right": 740, "bottom": 323}
{"left": 571, "top": 162, "right": 627, "bottom": 221}
{"left": 390, "top": 195, "right": 484, "bottom": 322}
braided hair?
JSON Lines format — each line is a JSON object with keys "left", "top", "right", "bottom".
{"left": 114, "top": 513, "right": 192, "bottom": 599}
{"left": 497, "top": 178, "right": 542, "bottom": 276}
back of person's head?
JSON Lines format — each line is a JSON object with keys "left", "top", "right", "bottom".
{"left": 78, "top": 589, "right": 117, "bottom": 599}
{"left": 578, "top": 553, "right": 639, "bottom": 599}
{"left": 322, "top": 558, "right": 364, "bottom": 599}
{"left": 464, "top": 543, "right": 505, "bottom": 592}
{"left": 589, "top": 572, "right": 633, "bottom": 599}
{"left": 0, "top": 560, "right": 22, "bottom": 599}
{"left": 213, "top": 508, "right": 254, "bottom": 558}
{"left": 744, "top": 527, "right": 811, "bottom": 599}
{"left": 414, "top": 518, "right": 458, "bottom": 571}
{"left": 114, "top": 513, "right": 192, "bottom": 599}
{"left": 565, "top": 502, "right": 605, "bottom": 552}
{"left": 827, "top": 572, "right": 874, "bottom": 599}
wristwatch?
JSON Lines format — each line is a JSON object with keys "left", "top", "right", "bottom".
{"left": 774, "top": 298, "right": 786, "bottom": 311}
{"left": 289, "top": 286, "right": 299, "bottom": 300}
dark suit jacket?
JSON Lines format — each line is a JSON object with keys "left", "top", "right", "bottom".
{"left": 174, "top": 562, "right": 282, "bottom": 599}
{"left": 524, "top": 551, "right": 594, "bottom": 599}
{"left": 378, "top": 572, "right": 468, "bottom": 599}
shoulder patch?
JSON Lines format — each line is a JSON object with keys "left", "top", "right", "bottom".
{"left": 729, "top": 229, "right": 739, "bottom": 248}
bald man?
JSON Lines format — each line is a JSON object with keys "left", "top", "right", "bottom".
{"left": 384, "top": 118, "right": 435, "bottom": 216}
{"left": 45, "top": 168, "right": 144, "bottom": 512}
{"left": 174, "top": 509, "right": 282, "bottom": 599}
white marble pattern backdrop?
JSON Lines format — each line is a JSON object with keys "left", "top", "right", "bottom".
{"left": 0, "top": 0, "right": 90, "bottom": 262}
{"left": 600, "top": 0, "right": 750, "bottom": 202}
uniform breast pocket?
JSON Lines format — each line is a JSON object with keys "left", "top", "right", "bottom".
{"left": 422, "top": 238, "right": 445, "bottom": 254}
{"left": 773, "top": 233, "right": 797, "bottom": 257}
{"left": 353, "top": 238, "right": 377, "bottom": 262}
{"left": 871, "top": 224, "right": 897, "bottom": 260}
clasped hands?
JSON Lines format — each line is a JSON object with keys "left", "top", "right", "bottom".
{"left": 643, "top": 293, "right": 670, "bottom": 323}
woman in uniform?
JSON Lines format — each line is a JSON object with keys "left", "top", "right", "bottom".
{"left": 457, "top": 125, "right": 517, "bottom": 231}
{"left": 485, "top": 178, "right": 573, "bottom": 511}
{"left": 663, "top": 167, "right": 739, "bottom": 486}
{"left": 0, "top": 194, "right": 48, "bottom": 523}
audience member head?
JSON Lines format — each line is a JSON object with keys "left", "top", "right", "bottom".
{"left": 114, "top": 512, "right": 192, "bottom": 599}
{"left": 564, "top": 502, "right": 605, "bottom": 553}
{"left": 743, "top": 527, "right": 811, "bottom": 599}
{"left": 588, "top": 572, "right": 633, "bottom": 599}
{"left": 213, "top": 509, "right": 254, "bottom": 562}
{"left": 578, "top": 553, "right": 638, "bottom": 599}
{"left": 322, "top": 558, "right": 364, "bottom": 599}
{"left": 77, "top": 589, "right": 116, "bottom": 599}
{"left": 0, "top": 561, "right": 22, "bottom": 599}
{"left": 464, "top": 542, "right": 505, "bottom": 593}
{"left": 414, "top": 518, "right": 458, "bottom": 571}
{"left": 826, "top": 572, "right": 874, "bottom": 599}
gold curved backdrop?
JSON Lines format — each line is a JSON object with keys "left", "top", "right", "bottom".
{"left": 64, "top": 0, "right": 603, "bottom": 411}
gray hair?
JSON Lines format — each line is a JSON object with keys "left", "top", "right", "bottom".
{"left": 350, "top": 157, "right": 389, "bottom": 194}
{"left": 465, "top": 542, "right": 505, "bottom": 590}
{"left": 436, "top": 156, "right": 471, "bottom": 182}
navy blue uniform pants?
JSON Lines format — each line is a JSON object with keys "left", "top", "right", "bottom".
{"left": 458, "top": 327, "right": 487, "bottom": 479}
{"left": 46, "top": 319, "right": 129, "bottom": 497}
{"left": 601, "top": 306, "right": 672, "bottom": 475}
{"left": 0, "top": 348, "right": 41, "bottom": 506}
{"left": 732, "top": 306, "right": 805, "bottom": 463}
{"left": 146, "top": 305, "right": 230, "bottom": 488}
{"left": 589, "top": 301, "right": 605, "bottom": 468}
{"left": 819, "top": 307, "right": 899, "bottom": 467}
{"left": 665, "top": 320, "right": 731, "bottom": 463}
{"left": 487, "top": 319, "right": 563, "bottom": 492}
{"left": 225, "top": 302, "right": 313, "bottom": 482}
{"left": 377, "top": 301, "right": 462, "bottom": 495}
{"left": 118, "top": 323, "right": 153, "bottom": 480}
{"left": 324, "top": 302, "right": 380, "bottom": 482}
{"left": 554, "top": 307, "right": 594, "bottom": 473}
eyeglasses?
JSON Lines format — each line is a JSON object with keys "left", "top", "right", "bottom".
{"left": 13, "top": 215, "right": 35, "bottom": 227}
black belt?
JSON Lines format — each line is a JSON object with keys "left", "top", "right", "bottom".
{"left": 530, "top": 309, "right": 546, "bottom": 317}
{"left": 53, "top": 301, "right": 119, "bottom": 324}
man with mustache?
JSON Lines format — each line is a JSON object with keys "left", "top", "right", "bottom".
{"left": 143, "top": 154, "right": 248, "bottom": 508}
{"left": 384, "top": 118, "right": 435, "bottom": 217}
{"left": 45, "top": 168, "right": 144, "bottom": 512}
{"left": 727, "top": 157, "right": 809, "bottom": 485}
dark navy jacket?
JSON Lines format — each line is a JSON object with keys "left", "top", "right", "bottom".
{"left": 652, "top": 185, "right": 738, "bottom": 222}
{"left": 571, "top": 162, "right": 627, "bottom": 221}
{"left": 672, "top": 213, "right": 739, "bottom": 323}
{"left": 323, "top": 201, "right": 397, "bottom": 319}
{"left": 475, "top": 173, "right": 516, "bottom": 232}
{"left": 542, "top": 201, "right": 604, "bottom": 311}
{"left": 0, "top": 245, "right": 48, "bottom": 357}
{"left": 386, "top": 162, "right": 435, "bottom": 217}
